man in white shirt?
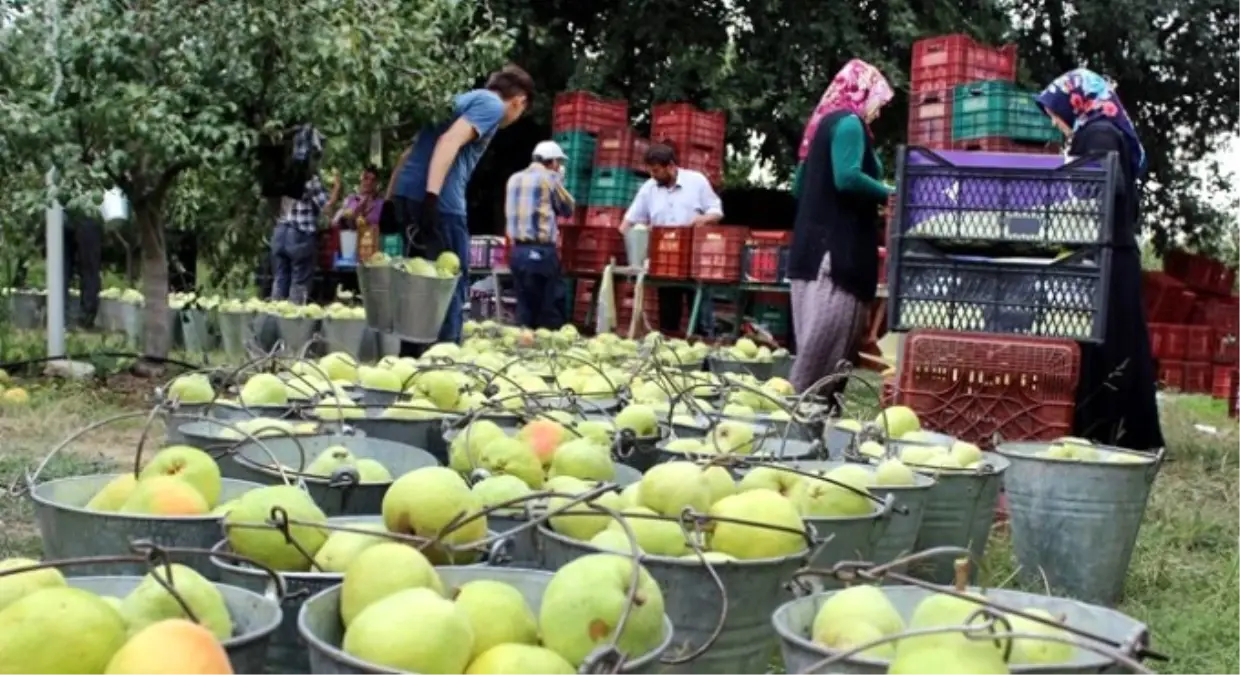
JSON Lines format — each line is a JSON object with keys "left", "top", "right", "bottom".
{"left": 619, "top": 144, "right": 723, "bottom": 336}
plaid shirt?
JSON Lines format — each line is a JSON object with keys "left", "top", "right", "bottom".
{"left": 279, "top": 175, "right": 331, "bottom": 234}
{"left": 505, "top": 163, "right": 575, "bottom": 243}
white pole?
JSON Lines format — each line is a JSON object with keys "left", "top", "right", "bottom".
{"left": 44, "top": 0, "right": 65, "bottom": 358}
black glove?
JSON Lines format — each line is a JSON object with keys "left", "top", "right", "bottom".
{"left": 419, "top": 193, "right": 441, "bottom": 237}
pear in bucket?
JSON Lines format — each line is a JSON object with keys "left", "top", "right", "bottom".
{"left": 381, "top": 467, "right": 488, "bottom": 565}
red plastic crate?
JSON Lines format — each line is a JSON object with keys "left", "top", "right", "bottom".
{"left": 1185, "top": 325, "right": 1215, "bottom": 362}
{"left": 582, "top": 207, "right": 626, "bottom": 230}
{"left": 1148, "top": 323, "right": 1167, "bottom": 360}
{"left": 1211, "top": 366, "right": 1237, "bottom": 399}
{"left": 1158, "top": 360, "right": 1185, "bottom": 390}
{"left": 897, "top": 331, "right": 1080, "bottom": 448}
{"left": 594, "top": 128, "right": 650, "bottom": 173}
{"left": 469, "top": 236, "right": 507, "bottom": 270}
{"left": 652, "top": 103, "right": 726, "bottom": 152}
{"left": 678, "top": 145, "right": 724, "bottom": 185}
{"left": 552, "top": 92, "right": 629, "bottom": 135}
{"left": 1162, "top": 324, "right": 1189, "bottom": 360}
{"left": 692, "top": 225, "right": 748, "bottom": 282}
{"left": 1191, "top": 295, "right": 1239, "bottom": 330}
{"left": 558, "top": 206, "right": 587, "bottom": 229}
{"left": 1183, "top": 361, "right": 1213, "bottom": 394}
{"left": 1165, "top": 250, "right": 1237, "bottom": 295}
{"left": 562, "top": 226, "right": 624, "bottom": 274}
{"left": 317, "top": 229, "right": 339, "bottom": 270}
{"left": 949, "top": 137, "right": 1062, "bottom": 155}
{"left": 649, "top": 227, "right": 694, "bottom": 279}
{"left": 907, "top": 89, "right": 953, "bottom": 149}
{"left": 742, "top": 231, "right": 792, "bottom": 283}
{"left": 1142, "top": 271, "right": 1197, "bottom": 323}
{"left": 910, "top": 34, "right": 1018, "bottom": 93}
{"left": 1215, "top": 328, "right": 1239, "bottom": 363}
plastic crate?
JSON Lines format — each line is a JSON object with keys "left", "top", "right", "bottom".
{"left": 691, "top": 225, "right": 748, "bottom": 282}
{"left": 907, "top": 89, "right": 953, "bottom": 149}
{"left": 1189, "top": 295, "right": 1239, "bottom": 329}
{"left": 742, "top": 231, "right": 792, "bottom": 283}
{"left": 1186, "top": 325, "right": 1215, "bottom": 361}
{"left": 652, "top": 103, "right": 726, "bottom": 151}
{"left": 552, "top": 92, "right": 629, "bottom": 135}
{"left": 594, "top": 128, "right": 650, "bottom": 173}
{"left": 1184, "top": 361, "right": 1213, "bottom": 394}
{"left": 587, "top": 168, "right": 646, "bottom": 208}
{"left": 910, "top": 34, "right": 1018, "bottom": 93}
{"left": 1153, "top": 324, "right": 1188, "bottom": 360}
{"left": 1142, "top": 271, "right": 1196, "bottom": 323}
{"left": 888, "top": 253, "right": 1107, "bottom": 342}
{"left": 469, "top": 236, "right": 507, "bottom": 270}
{"left": 1165, "top": 250, "right": 1237, "bottom": 295}
{"left": 680, "top": 146, "right": 725, "bottom": 185}
{"left": 552, "top": 130, "right": 598, "bottom": 173}
{"left": 649, "top": 227, "right": 694, "bottom": 279}
{"left": 381, "top": 234, "right": 403, "bottom": 258}
{"left": 949, "top": 137, "right": 1062, "bottom": 154}
{"left": 562, "top": 226, "right": 624, "bottom": 274}
{"left": 558, "top": 206, "right": 587, "bottom": 229}
{"left": 317, "top": 229, "right": 339, "bottom": 270}
{"left": 562, "top": 170, "right": 592, "bottom": 204}
{"left": 893, "top": 147, "right": 1119, "bottom": 248}
{"left": 951, "top": 81, "right": 1059, "bottom": 144}
{"left": 1158, "top": 360, "right": 1185, "bottom": 390}
{"left": 583, "top": 206, "right": 626, "bottom": 229}
{"left": 1214, "top": 326, "right": 1239, "bottom": 363}
{"left": 897, "top": 330, "right": 1080, "bottom": 447}
{"left": 1212, "top": 366, "right": 1238, "bottom": 399}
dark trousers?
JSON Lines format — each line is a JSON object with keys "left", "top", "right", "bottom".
{"left": 657, "top": 287, "right": 714, "bottom": 336}
{"left": 67, "top": 219, "right": 103, "bottom": 325}
{"left": 510, "top": 243, "right": 566, "bottom": 330}
{"left": 270, "top": 223, "right": 317, "bottom": 304}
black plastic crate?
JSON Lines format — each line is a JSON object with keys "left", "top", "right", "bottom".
{"left": 893, "top": 146, "right": 1120, "bottom": 251}
{"left": 886, "top": 247, "right": 1111, "bottom": 343}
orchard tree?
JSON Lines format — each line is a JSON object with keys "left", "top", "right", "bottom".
{"left": 0, "top": 0, "right": 511, "bottom": 369}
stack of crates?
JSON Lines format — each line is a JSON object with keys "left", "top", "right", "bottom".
{"left": 589, "top": 128, "right": 650, "bottom": 209}
{"left": 1146, "top": 250, "right": 1239, "bottom": 397}
{"left": 651, "top": 103, "right": 726, "bottom": 186}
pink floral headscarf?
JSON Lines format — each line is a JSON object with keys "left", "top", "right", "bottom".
{"left": 797, "top": 60, "right": 895, "bottom": 162}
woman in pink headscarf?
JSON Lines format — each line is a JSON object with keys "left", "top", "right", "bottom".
{"left": 787, "top": 59, "right": 895, "bottom": 396}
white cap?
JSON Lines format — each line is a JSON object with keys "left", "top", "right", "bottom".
{"left": 533, "top": 140, "right": 567, "bottom": 162}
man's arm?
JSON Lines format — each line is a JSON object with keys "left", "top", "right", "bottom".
{"left": 690, "top": 174, "right": 724, "bottom": 226}
{"left": 548, "top": 172, "right": 575, "bottom": 218}
{"left": 424, "top": 118, "right": 478, "bottom": 197}
{"left": 385, "top": 144, "right": 413, "bottom": 200}
{"left": 619, "top": 181, "right": 653, "bottom": 233}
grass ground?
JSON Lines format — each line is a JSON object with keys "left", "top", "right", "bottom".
{"left": 0, "top": 370, "right": 1234, "bottom": 673}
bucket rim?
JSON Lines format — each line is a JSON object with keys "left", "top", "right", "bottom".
{"left": 68, "top": 574, "right": 282, "bottom": 649}
{"left": 229, "top": 434, "right": 438, "bottom": 486}
{"left": 994, "top": 441, "right": 1163, "bottom": 468}
{"left": 777, "top": 458, "right": 939, "bottom": 491}
{"left": 770, "top": 584, "right": 1146, "bottom": 673}
{"left": 909, "top": 452, "right": 1011, "bottom": 478}
{"left": 175, "top": 420, "right": 322, "bottom": 444}
{"left": 29, "top": 474, "right": 264, "bottom": 521}
{"left": 296, "top": 578, "right": 676, "bottom": 673}
{"left": 536, "top": 521, "right": 812, "bottom": 567}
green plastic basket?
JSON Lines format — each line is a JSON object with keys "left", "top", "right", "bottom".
{"left": 952, "top": 81, "right": 1059, "bottom": 144}
{"left": 563, "top": 170, "right": 592, "bottom": 204}
{"left": 586, "top": 168, "right": 645, "bottom": 208}
{"left": 381, "top": 234, "right": 403, "bottom": 258}
{"left": 552, "top": 130, "right": 597, "bottom": 176}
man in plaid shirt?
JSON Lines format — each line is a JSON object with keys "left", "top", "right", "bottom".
{"left": 271, "top": 126, "right": 341, "bottom": 304}
{"left": 505, "top": 140, "right": 575, "bottom": 329}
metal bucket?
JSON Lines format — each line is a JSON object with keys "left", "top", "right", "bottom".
{"left": 180, "top": 308, "right": 216, "bottom": 353}
{"left": 217, "top": 311, "right": 252, "bottom": 360}
{"left": 254, "top": 313, "right": 282, "bottom": 353}
{"left": 373, "top": 330, "right": 402, "bottom": 358}
{"left": 625, "top": 226, "right": 650, "bottom": 268}
{"left": 11, "top": 292, "right": 46, "bottom": 329}
{"left": 707, "top": 356, "right": 793, "bottom": 382}
{"left": 869, "top": 475, "right": 936, "bottom": 578}
{"left": 912, "top": 454, "right": 1009, "bottom": 584}
{"left": 177, "top": 419, "right": 318, "bottom": 460}
{"left": 655, "top": 435, "right": 823, "bottom": 465}
{"left": 357, "top": 264, "right": 394, "bottom": 332}
{"left": 323, "top": 319, "right": 371, "bottom": 360}
{"left": 99, "top": 297, "right": 123, "bottom": 332}
{"left": 390, "top": 271, "right": 458, "bottom": 343}
{"left": 204, "top": 402, "right": 295, "bottom": 423}
{"left": 162, "top": 403, "right": 208, "bottom": 446}
{"left": 537, "top": 524, "right": 808, "bottom": 674}
{"left": 222, "top": 435, "right": 439, "bottom": 516}
{"left": 29, "top": 475, "right": 264, "bottom": 578}
{"left": 996, "top": 443, "right": 1162, "bottom": 606}
{"left": 357, "top": 387, "right": 401, "bottom": 408}
{"left": 68, "top": 575, "right": 282, "bottom": 674}
{"left": 277, "top": 317, "right": 321, "bottom": 355}
{"left": 167, "top": 308, "right": 184, "bottom": 349}
{"left": 120, "top": 302, "right": 143, "bottom": 346}
{"left": 345, "top": 413, "right": 458, "bottom": 465}
{"left": 824, "top": 425, "right": 859, "bottom": 458}
{"left": 298, "top": 566, "right": 676, "bottom": 674}
{"left": 773, "top": 584, "right": 1151, "bottom": 674}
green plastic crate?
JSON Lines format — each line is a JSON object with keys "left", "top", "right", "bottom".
{"left": 753, "top": 302, "right": 789, "bottom": 337}
{"left": 552, "top": 130, "right": 597, "bottom": 176}
{"left": 952, "top": 81, "right": 1059, "bottom": 144}
{"left": 562, "top": 170, "right": 592, "bottom": 204}
{"left": 381, "top": 234, "right": 403, "bottom": 257}
{"left": 587, "top": 168, "right": 645, "bottom": 208}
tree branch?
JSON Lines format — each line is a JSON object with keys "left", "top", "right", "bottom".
{"left": 142, "top": 159, "right": 194, "bottom": 204}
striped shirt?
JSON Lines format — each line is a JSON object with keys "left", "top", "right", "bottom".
{"left": 505, "top": 162, "right": 575, "bottom": 243}
{"left": 278, "top": 175, "right": 331, "bottom": 234}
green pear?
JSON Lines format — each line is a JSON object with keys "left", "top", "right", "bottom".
{"left": 238, "top": 373, "right": 289, "bottom": 406}
{"left": 119, "top": 563, "right": 231, "bottom": 639}
{"left": 0, "top": 557, "right": 66, "bottom": 612}
{"left": 888, "top": 644, "right": 1010, "bottom": 674}
{"left": 618, "top": 482, "right": 643, "bottom": 507}
{"left": 663, "top": 438, "right": 704, "bottom": 455}
{"left": 875, "top": 406, "right": 919, "bottom": 439}
{"left": 576, "top": 420, "right": 615, "bottom": 446}
{"left": 453, "top": 579, "right": 539, "bottom": 659}
{"left": 450, "top": 420, "right": 507, "bottom": 473}
{"left": 340, "top": 542, "right": 444, "bottom": 627}
{"left": 1007, "top": 608, "right": 1076, "bottom": 665}
{"left": 702, "top": 465, "right": 736, "bottom": 504}
{"left": 539, "top": 554, "right": 666, "bottom": 667}
{"left": 343, "top": 587, "right": 474, "bottom": 673}
{"left": 305, "top": 445, "right": 356, "bottom": 477}
{"left": 874, "top": 459, "right": 917, "bottom": 487}
{"left": 811, "top": 584, "right": 904, "bottom": 638}
{"left": 167, "top": 373, "right": 214, "bottom": 404}
{"left": 793, "top": 470, "right": 874, "bottom": 517}
{"left": 705, "top": 420, "right": 756, "bottom": 455}
{"left": 357, "top": 365, "right": 402, "bottom": 392}
{"left": 465, "top": 644, "right": 576, "bottom": 675}
{"left": 589, "top": 528, "right": 644, "bottom": 555}
{"left": 225, "top": 484, "right": 329, "bottom": 571}
{"left": 548, "top": 489, "right": 623, "bottom": 542}
{"left": 0, "top": 587, "right": 127, "bottom": 673}
{"left": 737, "top": 466, "right": 803, "bottom": 498}
{"left": 949, "top": 441, "right": 983, "bottom": 467}
{"left": 614, "top": 404, "right": 660, "bottom": 438}
{"left": 708, "top": 489, "right": 806, "bottom": 559}
{"left": 812, "top": 620, "right": 894, "bottom": 659}
{"left": 381, "top": 467, "right": 488, "bottom": 565}
{"left": 678, "top": 550, "right": 735, "bottom": 563}
{"left": 312, "top": 524, "right": 389, "bottom": 573}
{"left": 607, "top": 506, "right": 687, "bottom": 556}
{"left": 638, "top": 461, "right": 711, "bottom": 517}
{"left": 85, "top": 474, "right": 139, "bottom": 512}
{"left": 472, "top": 474, "right": 533, "bottom": 511}
{"left": 139, "top": 445, "right": 222, "bottom": 508}
{"left": 478, "top": 437, "right": 546, "bottom": 489}
{"left": 355, "top": 458, "right": 393, "bottom": 482}
{"left": 547, "top": 438, "right": 616, "bottom": 482}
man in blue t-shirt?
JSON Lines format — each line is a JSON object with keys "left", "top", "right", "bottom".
{"left": 384, "top": 65, "right": 534, "bottom": 348}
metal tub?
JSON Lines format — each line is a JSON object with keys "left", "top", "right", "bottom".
{"left": 655, "top": 435, "right": 823, "bottom": 465}
{"left": 277, "top": 317, "right": 322, "bottom": 355}
{"left": 298, "top": 566, "right": 676, "bottom": 674}
{"left": 911, "top": 453, "right": 1009, "bottom": 584}
{"left": 707, "top": 356, "right": 793, "bottom": 381}
{"left": 217, "top": 311, "right": 253, "bottom": 361}
{"left": 322, "top": 319, "right": 371, "bottom": 361}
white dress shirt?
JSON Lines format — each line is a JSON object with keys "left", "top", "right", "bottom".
{"left": 623, "top": 169, "right": 724, "bottom": 226}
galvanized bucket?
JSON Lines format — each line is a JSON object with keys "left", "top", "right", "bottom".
{"left": 99, "top": 297, "right": 123, "bottom": 332}
{"left": 707, "top": 356, "right": 793, "bottom": 381}
{"left": 912, "top": 454, "right": 1009, "bottom": 584}
{"left": 374, "top": 329, "right": 402, "bottom": 358}
{"left": 390, "top": 271, "right": 458, "bottom": 343}
{"left": 254, "top": 313, "right": 282, "bottom": 353}
{"left": 357, "top": 387, "right": 401, "bottom": 408}
{"left": 29, "top": 474, "right": 264, "bottom": 578}
{"left": 162, "top": 402, "right": 208, "bottom": 446}
{"left": 204, "top": 401, "right": 295, "bottom": 423}
{"left": 357, "top": 264, "right": 394, "bottom": 332}
{"left": 823, "top": 424, "right": 859, "bottom": 458}
{"left": 323, "top": 319, "right": 371, "bottom": 360}
{"left": 222, "top": 434, "right": 439, "bottom": 515}
{"left": 218, "top": 311, "right": 252, "bottom": 360}
{"left": 671, "top": 414, "right": 815, "bottom": 444}
{"left": 655, "top": 435, "right": 823, "bottom": 465}
{"left": 277, "top": 317, "right": 321, "bottom": 355}
{"left": 180, "top": 308, "right": 216, "bottom": 353}
{"left": 772, "top": 584, "right": 1151, "bottom": 674}
{"left": 345, "top": 412, "right": 458, "bottom": 465}
{"left": 996, "top": 443, "right": 1163, "bottom": 606}
{"left": 625, "top": 225, "right": 650, "bottom": 268}
{"left": 869, "top": 473, "right": 936, "bottom": 578}
{"left": 120, "top": 302, "right": 143, "bottom": 346}
{"left": 537, "top": 524, "right": 809, "bottom": 674}
{"left": 10, "top": 292, "right": 46, "bottom": 329}
{"left": 176, "top": 419, "right": 319, "bottom": 461}
{"left": 68, "top": 575, "right": 282, "bottom": 674}
{"left": 298, "top": 566, "right": 676, "bottom": 674}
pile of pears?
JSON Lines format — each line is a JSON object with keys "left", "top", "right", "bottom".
{"left": 335, "top": 547, "right": 665, "bottom": 674}
{"left": 369, "top": 250, "right": 460, "bottom": 279}
{"left": 0, "top": 558, "right": 234, "bottom": 673}
{"left": 1035, "top": 437, "right": 1151, "bottom": 464}
{"left": 85, "top": 445, "right": 226, "bottom": 517}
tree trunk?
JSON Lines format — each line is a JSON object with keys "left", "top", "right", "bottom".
{"left": 137, "top": 201, "right": 170, "bottom": 365}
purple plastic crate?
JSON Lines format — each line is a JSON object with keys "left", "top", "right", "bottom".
{"left": 895, "top": 147, "right": 1118, "bottom": 246}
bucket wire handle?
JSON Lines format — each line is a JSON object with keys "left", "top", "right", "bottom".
{"left": 656, "top": 511, "right": 730, "bottom": 665}
{"left": 129, "top": 539, "right": 292, "bottom": 603}
{"left": 171, "top": 412, "right": 299, "bottom": 487}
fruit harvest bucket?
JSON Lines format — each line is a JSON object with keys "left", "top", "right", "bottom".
{"left": 536, "top": 522, "right": 813, "bottom": 674}
{"left": 333, "top": 411, "right": 464, "bottom": 465}
{"left": 390, "top": 269, "right": 459, "bottom": 343}
{"left": 322, "top": 318, "right": 370, "bottom": 361}
{"left": 867, "top": 473, "right": 936, "bottom": 579}
{"left": 221, "top": 434, "right": 439, "bottom": 516}
{"left": 908, "top": 455, "right": 1009, "bottom": 585}
{"left": 995, "top": 443, "right": 1164, "bottom": 606}
{"left": 201, "top": 399, "right": 296, "bottom": 423}
{"left": 10, "top": 291, "right": 46, "bottom": 330}
{"left": 771, "top": 553, "right": 1157, "bottom": 675}
{"left": 357, "top": 263, "right": 394, "bottom": 332}
{"left": 179, "top": 308, "right": 216, "bottom": 354}
{"left": 175, "top": 419, "right": 318, "bottom": 461}
{"left": 707, "top": 355, "right": 793, "bottom": 381}
{"left": 210, "top": 517, "right": 503, "bottom": 674}
{"left": 159, "top": 401, "right": 208, "bottom": 446}
{"left": 253, "top": 313, "right": 283, "bottom": 352}
{"left": 297, "top": 566, "right": 677, "bottom": 674}
{"left": 217, "top": 310, "right": 253, "bottom": 360}
{"left": 655, "top": 435, "right": 823, "bottom": 467}
{"left": 98, "top": 296, "right": 123, "bottom": 332}
{"left": 276, "top": 317, "right": 321, "bottom": 356}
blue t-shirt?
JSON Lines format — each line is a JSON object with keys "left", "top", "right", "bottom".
{"left": 394, "top": 89, "right": 506, "bottom": 215}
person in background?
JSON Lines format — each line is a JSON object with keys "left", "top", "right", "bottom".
{"left": 787, "top": 59, "right": 895, "bottom": 395}
{"left": 271, "top": 126, "right": 341, "bottom": 304}
{"left": 1036, "top": 69, "right": 1163, "bottom": 451}
{"left": 619, "top": 144, "right": 723, "bottom": 337}
{"left": 386, "top": 64, "right": 534, "bottom": 350}
{"left": 334, "top": 164, "right": 385, "bottom": 236}
{"left": 505, "top": 140, "right": 575, "bottom": 329}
